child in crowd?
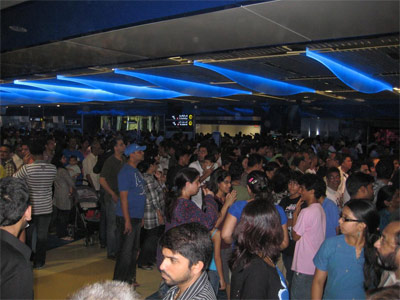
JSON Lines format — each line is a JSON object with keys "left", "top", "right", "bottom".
{"left": 66, "top": 155, "right": 81, "bottom": 182}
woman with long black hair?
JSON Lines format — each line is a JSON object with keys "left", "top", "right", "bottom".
{"left": 164, "top": 167, "right": 218, "bottom": 231}
{"left": 230, "top": 200, "right": 289, "bottom": 299}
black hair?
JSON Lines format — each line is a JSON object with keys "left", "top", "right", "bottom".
{"left": 159, "top": 222, "right": 213, "bottom": 271}
{"left": 0, "top": 177, "right": 30, "bottom": 226}
{"left": 292, "top": 156, "right": 304, "bottom": 168}
{"left": 288, "top": 170, "right": 303, "bottom": 184}
{"left": 346, "top": 172, "right": 375, "bottom": 197}
{"left": 344, "top": 199, "right": 380, "bottom": 290}
{"left": 247, "top": 153, "right": 263, "bottom": 168}
{"left": 51, "top": 151, "right": 66, "bottom": 169}
{"left": 376, "top": 158, "right": 394, "bottom": 180}
{"left": 137, "top": 157, "right": 156, "bottom": 173}
{"left": 29, "top": 140, "right": 45, "bottom": 155}
{"left": 229, "top": 161, "right": 244, "bottom": 182}
{"left": 247, "top": 171, "right": 271, "bottom": 202}
{"left": 326, "top": 167, "right": 340, "bottom": 177}
{"left": 338, "top": 153, "right": 352, "bottom": 165}
{"left": 265, "top": 161, "right": 280, "bottom": 172}
{"left": 376, "top": 185, "right": 396, "bottom": 211}
{"left": 230, "top": 200, "right": 283, "bottom": 270}
{"left": 298, "top": 174, "right": 326, "bottom": 199}
{"left": 208, "top": 168, "right": 230, "bottom": 195}
{"left": 165, "top": 168, "right": 200, "bottom": 223}
{"left": 174, "top": 148, "right": 191, "bottom": 161}
{"left": 271, "top": 167, "right": 291, "bottom": 193}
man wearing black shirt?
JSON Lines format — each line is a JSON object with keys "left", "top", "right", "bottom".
{"left": 0, "top": 177, "right": 33, "bottom": 299}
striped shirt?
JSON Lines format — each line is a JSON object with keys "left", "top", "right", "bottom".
{"left": 163, "top": 271, "right": 216, "bottom": 300}
{"left": 14, "top": 161, "right": 57, "bottom": 215}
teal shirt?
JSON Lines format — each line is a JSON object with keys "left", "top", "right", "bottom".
{"left": 314, "top": 235, "right": 365, "bottom": 299}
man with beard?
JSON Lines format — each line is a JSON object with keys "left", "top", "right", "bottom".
{"left": 374, "top": 221, "right": 400, "bottom": 287}
{"left": 159, "top": 223, "right": 216, "bottom": 300}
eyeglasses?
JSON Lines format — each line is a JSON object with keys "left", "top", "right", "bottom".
{"left": 340, "top": 216, "right": 363, "bottom": 223}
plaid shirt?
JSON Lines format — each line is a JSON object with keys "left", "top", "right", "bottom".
{"left": 142, "top": 173, "right": 165, "bottom": 229}
{"left": 2, "top": 158, "right": 16, "bottom": 177}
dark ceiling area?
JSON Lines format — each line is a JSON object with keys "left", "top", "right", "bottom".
{"left": 1, "top": 0, "right": 399, "bottom": 120}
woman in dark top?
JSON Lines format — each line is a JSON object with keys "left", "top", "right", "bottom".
{"left": 230, "top": 200, "right": 289, "bottom": 300}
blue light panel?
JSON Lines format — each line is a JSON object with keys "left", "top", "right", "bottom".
{"left": 114, "top": 69, "right": 251, "bottom": 98}
{"left": 194, "top": 61, "right": 315, "bottom": 95}
{"left": 1, "top": 84, "right": 88, "bottom": 103}
{"left": 305, "top": 48, "right": 393, "bottom": 93}
{"left": 14, "top": 79, "right": 132, "bottom": 101}
{"left": 0, "top": 91, "right": 54, "bottom": 105}
{"left": 57, "top": 75, "right": 185, "bottom": 99}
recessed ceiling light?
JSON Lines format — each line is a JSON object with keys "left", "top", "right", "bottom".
{"left": 325, "top": 90, "right": 333, "bottom": 93}
{"left": 56, "top": 104, "right": 60, "bottom": 107}
{"left": 20, "top": 106, "right": 24, "bottom": 108}
{"left": 355, "top": 98, "right": 365, "bottom": 102}
{"left": 38, "top": 105, "right": 41, "bottom": 108}
{"left": 9, "top": 25, "right": 27, "bottom": 33}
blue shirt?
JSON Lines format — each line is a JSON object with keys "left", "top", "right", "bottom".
{"left": 228, "top": 200, "right": 287, "bottom": 225}
{"left": 322, "top": 198, "right": 339, "bottom": 239}
{"left": 116, "top": 164, "right": 146, "bottom": 218}
{"left": 314, "top": 235, "right": 365, "bottom": 299}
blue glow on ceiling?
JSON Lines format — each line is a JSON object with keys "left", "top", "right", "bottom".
{"left": 14, "top": 79, "right": 132, "bottom": 101}
{"left": 305, "top": 48, "right": 393, "bottom": 94}
{"left": 0, "top": 85, "right": 88, "bottom": 103}
{"left": 233, "top": 107, "right": 253, "bottom": 114}
{"left": 57, "top": 75, "right": 185, "bottom": 99}
{"left": 0, "top": 91, "right": 53, "bottom": 105}
{"left": 114, "top": 69, "right": 251, "bottom": 97}
{"left": 193, "top": 61, "right": 315, "bottom": 95}
{"left": 217, "top": 107, "right": 237, "bottom": 116}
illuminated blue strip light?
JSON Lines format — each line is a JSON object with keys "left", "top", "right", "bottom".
{"left": 305, "top": 48, "right": 393, "bottom": 93}
{"left": 0, "top": 91, "right": 53, "bottom": 105}
{"left": 14, "top": 79, "right": 132, "bottom": 101}
{"left": 0, "top": 84, "right": 88, "bottom": 104}
{"left": 57, "top": 75, "right": 185, "bottom": 100}
{"left": 194, "top": 61, "right": 315, "bottom": 96}
{"left": 114, "top": 69, "right": 251, "bottom": 98}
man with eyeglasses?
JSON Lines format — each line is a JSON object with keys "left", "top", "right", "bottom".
{"left": 374, "top": 221, "right": 400, "bottom": 287}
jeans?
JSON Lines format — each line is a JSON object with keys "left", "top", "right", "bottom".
{"left": 282, "top": 253, "right": 294, "bottom": 289}
{"left": 291, "top": 272, "right": 314, "bottom": 300}
{"left": 208, "top": 270, "right": 220, "bottom": 296}
{"left": 113, "top": 216, "right": 142, "bottom": 283}
{"left": 104, "top": 196, "right": 118, "bottom": 257}
{"left": 27, "top": 214, "right": 52, "bottom": 265}
{"left": 137, "top": 226, "right": 161, "bottom": 267}
{"left": 56, "top": 208, "right": 71, "bottom": 238}
{"left": 98, "top": 190, "right": 106, "bottom": 246}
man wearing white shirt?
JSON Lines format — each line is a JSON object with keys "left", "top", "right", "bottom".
{"left": 83, "top": 141, "right": 102, "bottom": 192}
{"left": 338, "top": 154, "right": 352, "bottom": 204}
{"left": 189, "top": 145, "right": 213, "bottom": 208}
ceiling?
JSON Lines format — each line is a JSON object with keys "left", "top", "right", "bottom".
{"left": 1, "top": 0, "right": 399, "bottom": 120}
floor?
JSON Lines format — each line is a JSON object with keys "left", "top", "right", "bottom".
{"left": 33, "top": 239, "right": 161, "bottom": 299}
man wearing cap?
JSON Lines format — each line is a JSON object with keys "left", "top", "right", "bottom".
{"left": 113, "top": 143, "right": 147, "bottom": 285}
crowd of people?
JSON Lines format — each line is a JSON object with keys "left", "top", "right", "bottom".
{"left": 0, "top": 126, "right": 399, "bottom": 300}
